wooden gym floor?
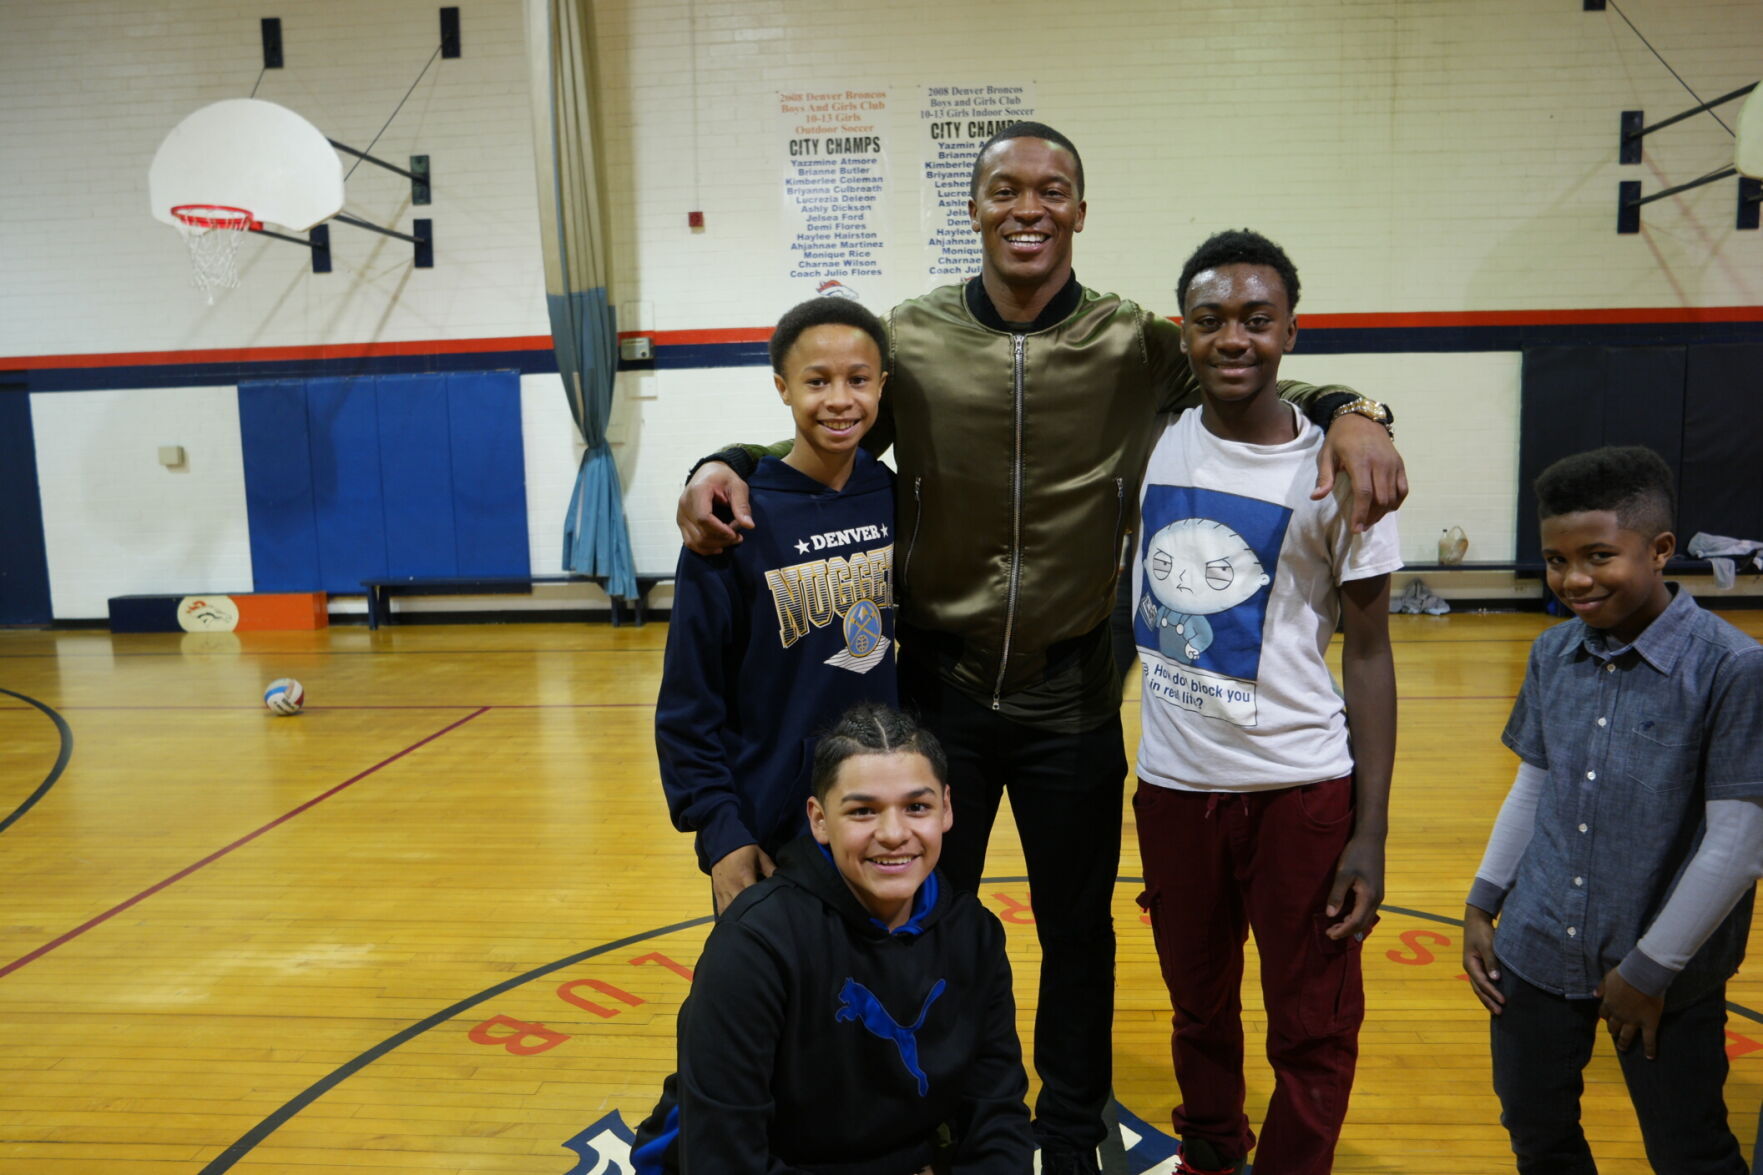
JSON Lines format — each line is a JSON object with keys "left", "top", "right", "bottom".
{"left": 2, "top": 610, "right": 1762, "bottom": 1173}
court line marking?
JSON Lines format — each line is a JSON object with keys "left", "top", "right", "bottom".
{"left": 192, "top": 882, "right": 1763, "bottom": 1169}
{"left": 0, "top": 696, "right": 1525, "bottom": 713}
{"left": 0, "top": 706, "right": 489, "bottom": 982}
{"left": 0, "top": 702, "right": 659, "bottom": 711}
{"left": 0, "top": 687, "right": 74, "bottom": 836}
{"left": 196, "top": 912, "right": 718, "bottom": 1171}
{"left": 0, "top": 646, "right": 668, "bottom": 659}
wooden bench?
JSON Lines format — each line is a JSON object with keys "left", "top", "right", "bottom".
{"left": 361, "top": 573, "right": 672, "bottom": 630}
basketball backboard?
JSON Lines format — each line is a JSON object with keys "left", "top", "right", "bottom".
{"left": 1736, "top": 84, "right": 1763, "bottom": 178}
{"left": 148, "top": 98, "right": 344, "bottom": 232}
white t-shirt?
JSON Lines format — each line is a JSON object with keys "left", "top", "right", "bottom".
{"left": 1133, "top": 404, "right": 1402, "bottom": 791}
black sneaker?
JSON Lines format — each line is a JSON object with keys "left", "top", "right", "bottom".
{"left": 1039, "top": 1148, "right": 1101, "bottom": 1175}
{"left": 1174, "top": 1136, "right": 1246, "bottom": 1175}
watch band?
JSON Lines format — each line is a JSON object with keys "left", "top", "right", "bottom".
{"left": 1331, "top": 396, "right": 1394, "bottom": 435}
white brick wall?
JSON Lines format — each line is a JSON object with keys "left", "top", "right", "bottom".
{"left": 0, "top": 0, "right": 545, "bottom": 358}
{"left": 30, "top": 387, "right": 254, "bottom": 618}
{"left": 7, "top": 0, "right": 1762, "bottom": 615}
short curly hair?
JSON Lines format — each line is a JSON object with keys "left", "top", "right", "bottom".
{"left": 810, "top": 703, "right": 947, "bottom": 801}
{"left": 1535, "top": 446, "right": 1675, "bottom": 537}
{"left": 1177, "top": 228, "right": 1301, "bottom": 314}
{"left": 768, "top": 297, "right": 889, "bottom": 375}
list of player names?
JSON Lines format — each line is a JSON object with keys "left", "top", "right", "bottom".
{"left": 780, "top": 89, "right": 889, "bottom": 295}
{"left": 919, "top": 84, "right": 1036, "bottom": 282}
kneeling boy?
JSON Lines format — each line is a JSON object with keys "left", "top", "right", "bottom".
{"left": 633, "top": 703, "right": 1034, "bottom": 1174}
{"left": 1464, "top": 446, "right": 1763, "bottom": 1174}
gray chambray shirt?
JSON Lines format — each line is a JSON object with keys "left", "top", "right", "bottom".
{"left": 1493, "top": 585, "right": 1763, "bottom": 1008}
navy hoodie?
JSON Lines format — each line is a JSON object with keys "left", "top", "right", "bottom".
{"left": 657, "top": 451, "right": 898, "bottom": 874}
{"left": 631, "top": 835, "right": 1034, "bottom": 1174}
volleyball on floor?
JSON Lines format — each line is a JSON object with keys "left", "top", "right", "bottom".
{"left": 264, "top": 678, "right": 305, "bottom": 715}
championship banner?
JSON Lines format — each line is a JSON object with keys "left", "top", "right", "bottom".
{"left": 918, "top": 83, "right": 1037, "bottom": 283}
{"left": 780, "top": 87, "right": 891, "bottom": 302}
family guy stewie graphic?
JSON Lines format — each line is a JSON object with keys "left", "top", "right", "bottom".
{"left": 1135, "top": 485, "right": 1291, "bottom": 727}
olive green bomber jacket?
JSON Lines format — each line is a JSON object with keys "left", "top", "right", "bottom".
{"left": 721, "top": 274, "right": 1348, "bottom": 722}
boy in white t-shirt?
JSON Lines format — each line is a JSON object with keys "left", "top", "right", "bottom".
{"left": 1132, "top": 229, "right": 1401, "bottom": 1175}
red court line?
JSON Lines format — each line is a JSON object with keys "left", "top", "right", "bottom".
{"left": 2, "top": 701, "right": 657, "bottom": 712}
{"left": 0, "top": 647, "right": 667, "bottom": 660}
{"left": 0, "top": 706, "right": 490, "bottom": 981}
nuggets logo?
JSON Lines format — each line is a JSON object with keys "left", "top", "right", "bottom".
{"left": 762, "top": 543, "right": 893, "bottom": 672}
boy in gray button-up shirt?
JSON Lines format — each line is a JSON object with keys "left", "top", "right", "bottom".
{"left": 1462, "top": 446, "right": 1763, "bottom": 1175}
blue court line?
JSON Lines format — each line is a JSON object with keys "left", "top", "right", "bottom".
{"left": 0, "top": 687, "right": 72, "bottom": 835}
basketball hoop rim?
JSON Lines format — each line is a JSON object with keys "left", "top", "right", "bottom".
{"left": 170, "top": 204, "right": 261, "bottom": 231}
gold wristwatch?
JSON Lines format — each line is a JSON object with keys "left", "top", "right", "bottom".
{"left": 1330, "top": 396, "right": 1394, "bottom": 437}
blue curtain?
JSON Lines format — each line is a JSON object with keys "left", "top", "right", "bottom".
{"left": 528, "top": 0, "right": 637, "bottom": 599}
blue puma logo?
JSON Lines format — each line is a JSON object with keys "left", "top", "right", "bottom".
{"left": 834, "top": 976, "right": 946, "bottom": 1097}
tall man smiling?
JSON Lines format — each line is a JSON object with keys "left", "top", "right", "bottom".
{"left": 678, "top": 123, "right": 1407, "bottom": 1175}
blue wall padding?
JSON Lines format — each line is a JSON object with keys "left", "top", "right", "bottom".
{"left": 0, "top": 387, "right": 53, "bottom": 625}
{"left": 241, "top": 371, "right": 529, "bottom": 594}
{"left": 377, "top": 374, "right": 460, "bottom": 579}
{"left": 306, "top": 377, "right": 391, "bottom": 592}
{"left": 238, "top": 380, "right": 323, "bottom": 594}
{"left": 446, "top": 371, "right": 530, "bottom": 576}
{"left": 106, "top": 596, "right": 189, "bottom": 633}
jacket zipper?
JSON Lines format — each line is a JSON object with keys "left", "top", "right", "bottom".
{"left": 903, "top": 476, "right": 924, "bottom": 595}
{"left": 1112, "top": 476, "right": 1129, "bottom": 580}
{"left": 993, "top": 334, "right": 1027, "bottom": 710}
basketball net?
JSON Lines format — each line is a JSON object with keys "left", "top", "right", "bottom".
{"left": 171, "top": 205, "right": 259, "bottom": 304}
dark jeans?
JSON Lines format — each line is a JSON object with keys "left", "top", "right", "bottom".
{"left": 902, "top": 658, "right": 1126, "bottom": 1158}
{"left": 1490, "top": 971, "right": 1746, "bottom": 1174}
{"left": 1134, "top": 777, "right": 1364, "bottom": 1174}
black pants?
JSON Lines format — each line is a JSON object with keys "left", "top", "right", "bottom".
{"left": 1490, "top": 971, "right": 1746, "bottom": 1174}
{"left": 902, "top": 657, "right": 1126, "bottom": 1158}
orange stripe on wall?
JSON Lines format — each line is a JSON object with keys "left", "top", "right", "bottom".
{"left": 4, "top": 337, "right": 556, "bottom": 371}
{"left": 10, "top": 308, "right": 1763, "bottom": 371}
{"left": 622, "top": 307, "right": 1763, "bottom": 342}
{"left": 1294, "top": 307, "right": 1763, "bottom": 329}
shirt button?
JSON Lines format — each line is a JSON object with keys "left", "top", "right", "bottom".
{"left": 1586, "top": 770, "right": 1596, "bottom": 781}
{"left": 1597, "top": 717, "right": 1608, "bottom": 728}
{"left": 1568, "top": 926, "right": 1578, "bottom": 937}
{"left": 1579, "top": 823, "right": 1589, "bottom": 833}
{"left": 1574, "top": 877, "right": 1584, "bottom": 886}
{"left": 1605, "top": 663, "right": 1616, "bottom": 673}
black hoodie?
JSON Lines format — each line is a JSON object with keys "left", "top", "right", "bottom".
{"left": 632, "top": 836, "right": 1033, "bottom": 1174}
